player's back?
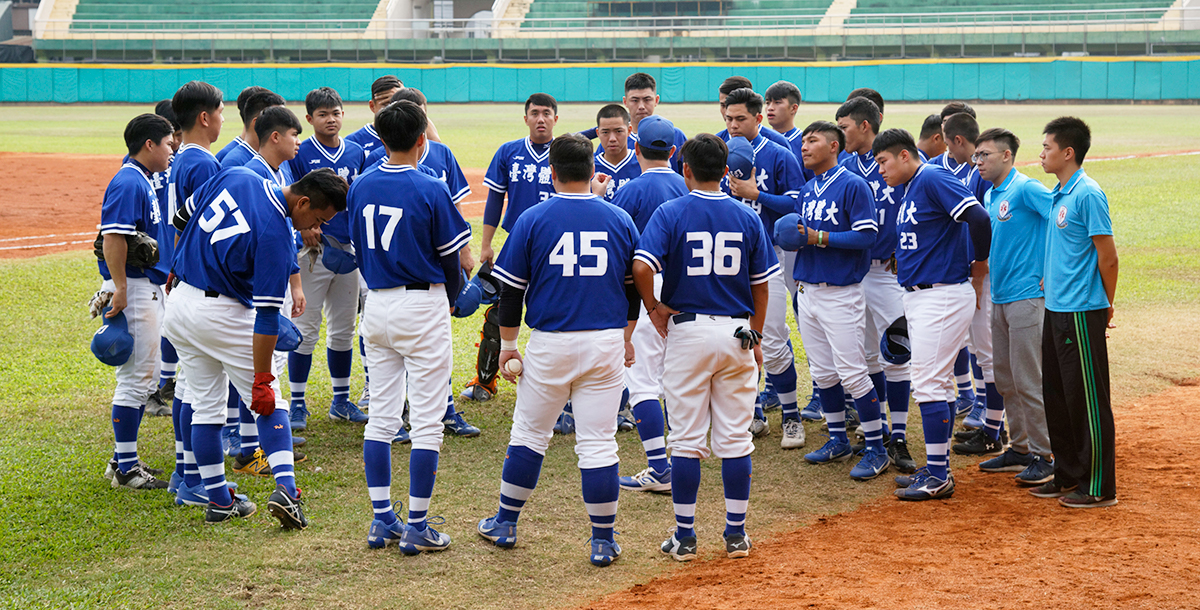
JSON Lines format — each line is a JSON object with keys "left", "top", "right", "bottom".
{"left": 215, "top": 137, "right": 242, "bottom": 162}
{"left": 170, "top": 144, "right": 221, "bottom": 219}
{"left": 345, "top": 124, "right": 383, "bottom": 158}
{"left": 895, "top": 164, "right": 975, "bottom": 288}
{"left": 220, "top": 138, "right": 257, "bottom": 169}
{"left": 610, "top": 167, "right": 688, "bottom": 233}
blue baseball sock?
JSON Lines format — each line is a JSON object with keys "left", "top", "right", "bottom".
{"left": 256, "top": 409, "right": 296, "bottom": 496}
{"left": 868, "top": 372, "right": 889, "bottom": 437}
{"left": 918, "top": 401, "right": 952, "bottom": 480}
{"left": 239, "top": 399, "right": 259, "bottom": 459}
{"left": 408, "top": 448, "right": 440, "bottom": 531}
{"left": 763, "top": 374, "right": 775, "bottom": 398}
{"left": 670, "top": 456, "right": 701, "bottom": 538}
{"left": 359, "top": 335, "right": 370, "bottom": 388}
{"left": 983, "top": 382, "right": 1005, "bottom": 440}
{"left": 581, "top": 464, "right": 619, "bottom": 542}
{"left": 887, "top": 380, "right": 911, "bottom": 441}
{"left": 810, "top": 379, "right": 819, "bottom": 401}
{"left": 172, "top": 397, "right": 184, "bottom": 480}
{"left": 497, "top": 445, "right": 544, "bottom": 523}
{"left": 768, "top": 361, "right": 799, "bottom": 421}
{"left": 632, "top": 399, "right": 669, "bottom": 473}
{"left": 181, "top": 402, "right": 200, "bottom": 487}
{"left": 364, "top": 439, "right": 396, "bottom": 525}
{"left": 721, "top": 455, "right": 752, "bottom": 537}
{"left": 971, "top": 354, "right": 985, "bottom": 399}
{"left": 159, "top": 337, "right": 178, "bottom": 386}
{"left": 564, "top": 403, "right": 573, "bottom": 415}
{"left": 112, "top": 404, "right": 141, "bottom": 473}
{"left": 328, "top": 348, "right": 353, "bottom": 404}
{"left": 817, "top": 384, "right": 848, "bottom": 443}
{"left": 954, "top": 348, "right": 974, "bottom": 401}
{"left": 620, "top": 386, "right": 630, "bottom": 409}
{"left": 854, "top": 389, "right": 885, "bottom": 451}
{"left": 193, "top": 423, "right": 232, "bottom": 506}
{"left": 288, "top": 351, "right": 313, "bottom": 406}
{"left": 443, "top": 383, "right": 457, "bottom": 421}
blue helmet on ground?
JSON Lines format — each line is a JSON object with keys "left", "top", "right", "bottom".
{"left": 453, "top": 261, "right": 502, "bottom": 318}
{"left": 880, "top": 316, "right": 911, "bottom": 365}
{"left": 275, "top": 315, "right": 303, "bottom": 351}
{"left": 91, "top": 307, "right": 134, "bottom": 366}
{"left": 774, "top": 213, "right": 804, "bottom": 252}
{"left": 321, "top": 235, "right": 358, "bottom": 275}
{"left": 726, "top": 136, "right": 755, "bottom": 181}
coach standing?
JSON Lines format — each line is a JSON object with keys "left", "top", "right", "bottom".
{"left": 1033, "top": 117, "right": 1119, "bottom": 508}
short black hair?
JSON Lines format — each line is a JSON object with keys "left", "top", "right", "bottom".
{"left": 291, "top": 167, "right": 349, "bottom": 213}
{"left": 721, "top": 88, "right": 763, "bottom": 116}
{"left": 124, "top": 113, "right": 176, "bottom": 157}
{"left": 835, "top": 96, "right": 881, "bottom": 135}
{"left": 371, "top": 75, "right": 404, "bottom": 100}
{"left": 940, "top": 101, "right": 976, "bottom": 120}
{"left": 171, "top": 81, "right": 223, "bottom": 131}
{"left": 637, "top": 143, "right": 671, "bottom": 162}
{"left": 1043, "top": 116, "right": 1091, "bottom": 163}
{"left": 596, "top": 103, "right": 631, "bottom": 125}
{"left": 525, "top": 92, "right": 558, "bottom": 114}
{"left": 254, "top": 106, "right": 302, "bottom": 144}
{"left": 548, "top": 134, "right": 594, "bottom": 183}
{"left": 871, "top": 128, "right": 919, "bottom": 159}
{"left": 919, "top": 114, "right": 944, "bottom": 140}
{"left": 375, "top": 100, "right": 428, "bottom": 154}
{"left": 846, "top": 88, "right": 884, "bottom": 115}
{"left": 154, "top": 99, "right": 180, "bottom": 132}
{"left": 390, "top": 87, "right": 427, "bottom": 107}
{"left": 236, "top": 86, "right": 269, "bottom": 115}
{"left": 942, "top": 112, "right": 980, "bottom": 145}
{"left": 624, "top": 72, "right": 656, "bottom": 93}
{"left": 802, "top": 120, "right": 845, "bottom": 154}
{"left": 242, "top": 90, "right": 285, "bottom": 128}
{"left": 764, "top": 81, "right": 801, "bottom": 106}
{"left": 305, "top": 87, "right": 344, "bottom": 116}
{"left": 977, "top": 127, "right": 1021, "bottom": 156}
{"left": 719, "top": 76, "right": 753, "bottom": 97}
{"left": 680, "top": 134, "right": 728, "bottom": 183}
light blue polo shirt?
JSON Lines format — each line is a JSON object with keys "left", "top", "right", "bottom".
{"left": 986, "top": 168, "right": 1052, "bottom": 305}
{"left": 1044, "top": 168, "right": 1113, "bottom": 313}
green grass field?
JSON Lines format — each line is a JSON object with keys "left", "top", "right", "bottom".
{"left": 1, "top": 103, "right": 1198, "bottom": 609}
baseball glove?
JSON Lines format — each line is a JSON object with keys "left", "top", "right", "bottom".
{"left": 93, "top": 231, "right": 160, "bottom": 269}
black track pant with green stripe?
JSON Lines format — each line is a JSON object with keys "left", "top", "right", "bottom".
{"left": 1042, "top": 308, "right": 1116, "bottom": 499}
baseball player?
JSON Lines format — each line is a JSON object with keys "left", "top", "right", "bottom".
{"left": 349, "top": 100, "right": 471, "bottom": 553}
{"left": 608, "top": 115, "right": 689, "bottom": 492}
{"left": 215, "top": 86, "right": 269, "bottom": 162}
{"left": 142, "top": 99, "right": 181, "bottom": 419}
{"left": 917, "top": 114, "right": 946, "bottom": 163}
{"left": 777, "top": 121, "right": 890, "bottom": 480}
{"left": 872, "top": 128, "right": 992, "bottom": 501}
{"left": 1033, "top": 116, "right": 1119, "bottom": 508}
{"left": 475, "top": 134, "right": 640, "bottom": 568}
{"left": 220, "top": 90, "right": 285, "bottom": 170}
{"left": 97, "top": 113, "right": 176, "bottom": 490}
{"left": 718, "top": 87, "right": 805, "bottom": 443}
{"left": 842, "top": 88, "right": 885, "bottom": 165}
{"left": 460, "top": 93, "right": 558, "bottom": 403}
{"left": 634, "top": 133, "right": 778, "bottom": 561}
{"left": 835, "top": 96, "right": 917, "bottom": 473}
{"left": 577, "top": 73, "right": 689, "bottom": 174}
{"left": 283, "top": 87, "right": 367, "bottom": 435}
{"left": 971, "top": 127, "right": 1056, "bottom": 486}
{"left": 164, "top": 165, "right": 347, "bottom": 526}
{"left": 590, "top": 104, "right": 641, "bottom": 202}
{"left": 715, "top": 77, "right": 792, "bottom": 150}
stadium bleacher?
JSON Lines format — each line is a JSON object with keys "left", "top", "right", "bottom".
{"left": 69, "top": 0, "right": 380, "bottom": 30}
{"left": 848, "top": 0, "right": 1178, "bottom": 25}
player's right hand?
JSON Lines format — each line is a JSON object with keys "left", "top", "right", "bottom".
{"left": 648, "top": 301, "right": 680, "bottom": 339}
{"left": 106, "top": 290, "right": 127, "bottom": 318}
{"left": 300, "top": 227, "right": 322, "bottom": 248}
{"left": 480, "top": 243, "right": 495, "bottom": 265}
{"left": 499, "top": 350, "right": 523, "bottom": 383}
{"left": 251, "top": 372, "right": 277, "bottom": 416}
{"left": 590, "top": 173, "right": 611, "bottom": 198}
{"left": 753, "top": 344, "right": 763, "bottom": 368}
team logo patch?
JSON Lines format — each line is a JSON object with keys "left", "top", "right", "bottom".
{"left": 997, "top": 200, "right": 1012, "bottom": 221}
{"left": 1055, "top": 205, "right": 1069, "bottom": 228}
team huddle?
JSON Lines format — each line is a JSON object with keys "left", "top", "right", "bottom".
{"left": 89, "top": 70, "right": 1119, "bottom": 565}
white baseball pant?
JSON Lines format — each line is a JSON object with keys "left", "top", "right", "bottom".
{"left": 966, "top": 273, "right": 994, "bottom": 383}
{"left": 625, "top": 273, "right": 665, "bottom": 406}
{"left": 762, "top": 246, "right": 798, "bottom": 377}
{"left": 861, "top": 261, "right": 911, "bottom": 381}
{"left": 902, "top": 282, "right": 976, "bottom": 404}
{"left": 794, "top": 282, "right": 874, "bottom": 398}
{"left": 109, "top": 277, "right": 163, "bottom": 408}
{"left": 293, "top": 237, "right": 360, "bottom": 355}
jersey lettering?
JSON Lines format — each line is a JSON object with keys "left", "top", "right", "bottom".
{"left": 361, "top": 204, "right": 404, "bottom": 252}
{"left": 549, "top": 231, "right": 609, "bottom": 277}
{"left": 686, "top": 231, "right": 743, "bottom": 276}
{"left": 899, "top": 232, "right": 919, "bottom": 250}
{"left": 197, "top": 189, "right": 251, "bottom": 244}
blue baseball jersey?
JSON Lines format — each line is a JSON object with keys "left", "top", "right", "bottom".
{"left": 794, "top": 166, "right": 878, "bottom": 286}
{"left": 492, "top": 193, "right": 638, "bottom": 333}
{"left": 717, "top": 126, "right": 793, "bottom": 154}
{"left": 169, "top": 144, "right": 221, "bottom": 231}
{"left": 244, "top": 154, "right": 295, "bottom": 187}
{"left": 483, "top": 137, "right": 555, "bottom": 232}
{"left": 347, "top": 163, "right": 472, "bottom": 290}
{"left": 635, "top": 190, "right": 780, "bottom": 317}
{"left": 215, "top": 136, "right": 243, "bottom": 162}
{"left": 895, "top": 164, "right": 981, "bottom": 287}
{"left": 629, "top": 124, "right": 688, "bottom": 174}
{"left": 841, "top": 150, "right": 904, "bottom": 260}
{"left": 173, "top": 167, "right": 295, "bottom": 310}
{"left": 719, "top": 132, "right": 805, "bottom": 248}
{"left": 366, "top": 140, "right": 472, "bottom": 205}
{"left": 287, "top": 137, "right": 365, "bottom": 244}
{"left": 1044, "top": 169, "right": 1113, "bottom": 313}
{"left": 927, "top": 152, "right": 972, "bottom": 181}
{"left": 220, "top": 137, "right": 258, "bottom": 170}
{"left": 610, "top": 167, "right": 689, "bottom": 233}
{"left": 986, "top": 168, "right": 1053, "bottom": 305}
{"left": 99, "top": 161, "right": 169, "bottom": 285}
{"left": 595, "top": 149, "right": 641, "bottom": 202}
{"left": 918, "top": 149, "right": 929, "bottom": 163}
{"left": 778, "top": 127, "right": 815, "bottom": 183}
{"left": 345, "top": 124, "right": 383, "bottom": 159}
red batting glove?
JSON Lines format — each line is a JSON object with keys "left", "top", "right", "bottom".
{"left": 251, "top": 372, "right": 276, "bottom": 416}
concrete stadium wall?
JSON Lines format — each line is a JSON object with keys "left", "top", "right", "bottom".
{"left": 2, "top": 56, "right": 1198, "bottom": 103}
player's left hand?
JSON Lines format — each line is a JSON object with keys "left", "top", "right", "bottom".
{"left": 624, "top": 340, "right": 636, "bottom": 368}
{"left": 300, "top": 227, "right": 322, "bottom": 248}
{"left": 728, "top": 175, "right": 759, "bottom": 200}
{"left": 291, "top": 288, "right": 306, "bottom": 318}
{"left": 459, "top": 244, "right": 476, "bottom": 273}
{"left": 251, "top": 372, "right": 276, "bottom": 416}
{"left": 648, "top": 301, "right": 680, "bottom": 339}
{"left": 107, "top": 289, "right": 127, "bottom": 318}
{"left": 499, "top": 350, "right": 523, "bottom": 383}
{"left": 590, "top": 174, "right": 611, "bottom": 198}
{"left": 753, "top": 344, "right": 763, "bottom": 368}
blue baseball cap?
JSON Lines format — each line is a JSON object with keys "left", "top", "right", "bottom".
{"left": 321, "top": 236, "right": 358, "bottom": 275}
{"left": 636, "top": 115, "right": 676, "bottom": 152}
{"left": 773, "top": 213, "right": 805, "bottom": 252}
{"left": 275, "top": 315, "right": 303, "bottom": 352}
{"left": 726, "top": 136, "right": 755, "bottom": 180}
{"left": 880, "top": 316, "right": 911, "bottom": 365}
{"left": 91, "top": 307, "right": 134, "bottom": 366}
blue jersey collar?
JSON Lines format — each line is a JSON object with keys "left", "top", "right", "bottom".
{"left": 596, "top": 149, "right": 635, "bottom": 173}
{"left": 813, "top": 165, "right": 847, "bottom": 197}
{"left": 379, "top": 163, "right": 416, "bottom": 173}
{"left": 553, "top": 191, "right": 599, "bottom": 200}
{"left": 263, "top": 179, "right": 288, "bottom": 218}
{"left": 524, "top": 137, "right": 550, "bottom": 162}
{"left": 311, "top": 137, "right": 345, "bottom": 164}
{"left": 782, "top": 127, "right": 800, "bottom": 142}
{"left": 693, "top": 189, "right": 726, "bottom": 200}
{"left": 854, "top": 150, "right": 877, "bottom": 176}
{"left": 178, "top": 143, "right": 216, "bottom": 159}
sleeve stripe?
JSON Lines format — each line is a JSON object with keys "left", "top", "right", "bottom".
{"left": 252, "top": 298, "right": 286, "bottom": 307}
{"left": 451, "top": 186, "right": 471, "bottom": 204}
{"left": 784, "top": 190, "right": 800, "bottom": 197}
{"left": 99, "top": 222, "right": 137, "bottom": 230}
{"left": 436, "top": 229, "right": 472, "bottom": 256}
{"left": 951, "top": 196, "right": 980, "bottom": 219}
{"left": 482, "top": 178, "right": 507, "bottom": 193}
{"left": 100, "top": 228, "right": 138, "bottom": 236}
{"left": 851, "top": 220, "right": 879, "bottom": 231}
{"left": 750, "top": 264, "right": 782, "bottom": 285}
{"left": 633, "top": 250, "right": 662, "bottom": 273}
{"left": 491, "top": 265, "right": 528, "bottom": 288}
{"left": 751, "top": 262, "right": 781, "bottom": 280}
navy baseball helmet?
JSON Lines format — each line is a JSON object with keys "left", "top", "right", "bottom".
{"left": 774, "top": 213, "right": 804, "bottom": 251}
{"left": 91, "top": 307, "right": 134, "bottom": 366}
{"left": 322, "top": 236, "right": 358, "bottom": 275}
{"left": 726, "top": 136, "right": 755, "bottom": 181}
{"left": 453, "top": 261, "right": 502, "bottom": 318}
{"left": 275, "top": 315, "right": 303, "bottom": 351}
{"left": 880, "top": 316, "right": 911, "bottom": 365}
{"left": 637, "top": 115, "right": 675, "bottom": 152}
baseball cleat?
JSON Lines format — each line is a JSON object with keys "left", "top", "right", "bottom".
{"left": 724, "top": 533, "right": 752, "bottom": 559}
{"left": 477, "top": 516, "right": 518, "bottom": 548}
{"left": 220, "top": 426, "right": 241, "bottom": 457}
{"left": 289, "top": 400, "right": 309, "bottom": 432}
{"left": 780, "top": 418, "right": 805, "bottom": 449}
{"left": 749, "top": 416, "right": 769, "bottom": 438}
{"left": 176, "top": 482, "right": 245, "bottom": 507}
{"left": 167, "top": 471, "right": 183, "bottom": 494}
{"left": 589, "top": 538, "right": 622, "bottom": 567}
{"left": 894, "top": 466, "right": 928, "bottom": 488}
{"left": 852, "top": 435, "right": 892, "bottom": 455}
{"left": 111, "top": 464, "right": 170, "bottom": 490}
{"left": 292, "top": 435, "right": 306, "bottom": 448}
{"left": 1058, "top": 491, "right": 1118, "bottom": 509}
{"left": 145, "top": 386, "right": 172, "bottom": 417}
{"left": 800, "top": 394, "right": 823, "bottom": 421}
{"left": 758, "top": 388, "right": 781, "bottom": 412}
{"left": 460, "top": 377, "right": 497, "bottom": 402}
{"left": 962, "top": 401, "right": 986, "bottom": 430}
{"left": 619, "top": 467, "right": 671, "bottom": 493}
{"left": 233, "top": 448, "right": 272, "bottom": 477}
{"left": 328, "top": 399, "right": 369, "bottom": 424}
{"left": 393, "top": 427, "right": 411, "bottom": 444}
{"left": 367, "top": 518, "right": 406, "bottom": 549}
{"left": 105, "top": 459, "right": 164, "bottom": 480}
{"left": 850, "top": 448, "right": 892, "bottom": 481}
{"left": 1028, "top": 481, "right": 1077, "bottom": 499}
{"left": 1014, "top": 456, "right": 1055, "bottom": 486}
{"left": 553, "top": 410, "right": 575, "bottom": 435}
{"left": 888, "top": 439, "right": 918, "bottom": 474}
{"left": 267, "top": 484, "right": 308, "bottom": 530}
{"left": 895, "top": 472, "right": 955, "bottom": 501}
{"left": 660, "top": 532, "right": 698, "bottom": 562}
{"left": 616, "top": 408, "right": 636, "bottom": 432}
{"left": 399, "top": 524, "right": 452, "bottom": 555}
{"left": 953, "top": 395, "right": 975, "bottom": 417}
{"left": 357, "top": 384, "right": 371, "bottom": 409}
{"left": 979, "top": 448, "right": 1033, "bottom": 473}
{"left": 952, "top": 429, "right": 1004, "bottom": 456}
{"left": 443, "top": 410, "right": 481, "bottom": 437}
{"left": 804, "top": 438, "right": 852, "bottom": 464}
{"left": 205, "top": 496, "right": 257, "bottom": 524}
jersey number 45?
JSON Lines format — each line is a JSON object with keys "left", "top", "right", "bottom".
{"left": 549, "top": 231, "right": 608, "bottom": 277}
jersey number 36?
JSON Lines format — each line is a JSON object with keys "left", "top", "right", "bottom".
{"left": 687, "top": 231, "right": 742, "bottom": 276}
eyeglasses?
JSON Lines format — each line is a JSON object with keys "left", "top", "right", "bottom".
{"left": 971, "top": 151, "right": 998, "bottom": 163}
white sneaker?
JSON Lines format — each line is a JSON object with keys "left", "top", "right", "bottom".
{"left": 749, "top": 417, "right": 769, "bottom": 438}
{"left": 781, "top": 419, "right": 806, "bottom": 449}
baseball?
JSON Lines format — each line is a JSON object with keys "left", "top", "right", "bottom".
{"left": 504, "top": 359, "right": 523, "bottom": 375}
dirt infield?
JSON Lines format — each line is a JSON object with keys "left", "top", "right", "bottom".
{"left": 581, "top": 379, "right": 1200, "bottom": 610}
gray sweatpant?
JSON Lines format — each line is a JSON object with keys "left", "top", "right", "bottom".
{"left": 992, "top": 298, "right": 1052, "bottom": 458}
